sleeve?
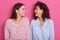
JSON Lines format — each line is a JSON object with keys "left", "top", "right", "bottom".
{"left": 49, "top": 19, "right": 55, "bottom": 40}
{"left": 4, "top": 20, "right": 10, "bottom": 40}
{"left": 25, "top": 18, "right": 30, "bottom": 40}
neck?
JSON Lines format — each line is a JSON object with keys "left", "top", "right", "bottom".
{"left": 39, "top": 16, "right": 44, "bottom": 27}
{"left": 39, "top": 18, "right": 43, "bottom": 21}
{"left": 16, "top": 15, "right": 23, "bottom": 21}
{"left": 39, "top": 16, "right": 43, "bottom": 21}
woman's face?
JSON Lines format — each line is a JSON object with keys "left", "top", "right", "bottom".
{"left": 34, "top": 6, "right": 43, "bottom": 18}
{"left": 16, "top": 5, "right": 26, "bottom": 17}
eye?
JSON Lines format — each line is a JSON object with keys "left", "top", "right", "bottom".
{"left": 22, "top": 8, "right": 25, "bottom": 10}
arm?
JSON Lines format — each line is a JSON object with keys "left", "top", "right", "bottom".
{"left": 25, "top": 18, "right": 30, "bottom": 40}
{"left": 30, "top": 21, "right": 33, "bottom": 40}
{"left": 4, "top": 20, "right": 10, "bottom": 40}
{"left": 49, "top": 20, "right": 55, "bottom": 40}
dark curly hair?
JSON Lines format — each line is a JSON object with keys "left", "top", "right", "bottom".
{"left": 34, "top": 1, "right": 50, "bottom": 21}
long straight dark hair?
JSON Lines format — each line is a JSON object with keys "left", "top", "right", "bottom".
{"left": 34, "top": 1, "right": 50, "bottom": 21}
{"left": 10, "top": 3, "right": 24, "bottom": 19}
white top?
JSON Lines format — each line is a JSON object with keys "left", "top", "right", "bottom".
{"left": 30, "top": 18, "right": 55, "bottom": 40}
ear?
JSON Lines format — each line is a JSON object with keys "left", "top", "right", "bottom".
{"left": 16, "top": 9, "right": 18, "bottom": 13}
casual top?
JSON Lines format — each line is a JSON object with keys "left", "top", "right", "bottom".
{"left": 4, "top": 17, "right": 30, "bottom": 40}
{"left": 30, "top": 18, "right": 55, "bottom": 40}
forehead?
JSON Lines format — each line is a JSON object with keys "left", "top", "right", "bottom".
{"left": 20, "top": 5, "right": 25, "bottom": 9}
{"left": 35, "top": 6, "right": 40, "bottom": 9}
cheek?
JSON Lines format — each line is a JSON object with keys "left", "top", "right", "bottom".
{"left": 20, "top": 10, "right": 25, "bottom": 14}
{"left": 18, "top": 10, "right": 23, "bottom": 14}
{"left": 38, "top": 10, "right": 43, "bottom": 15}
{"left": 34, "top": 10, "right": 39, "bottom": 16}
{"left": 20, "top": 10, "right": 25, "bottom": 16}
{"left": 18, "top": 10, "right": 21, "bottom": 14}
{"left": 18, "top": 10, "right": 22, "bottom": 15}
{"left": 19, "top": 10, "right": 22, "bottom": 13}
{"left": 35, "top": 10, "right": 43, "bottom": 17}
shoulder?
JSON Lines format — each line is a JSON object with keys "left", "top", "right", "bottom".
{"left": 5, "top": 19, "right": 12, "bottom": 26}
{"left": 23, "top": 17, "right": 29, "bottom": 21}
{"left": 46, "top": 19, "right": 54, "bottom": 26}
{"left": 31, "top": 19, "right": 36, "bottom": 25}
{"left": 31, "top": 19, "right": 38, "bottom": 28}
{"left": 47, "top": 19, "right": 54, "bottom": 30}
{"left": 31, "top": 19, "right": 35, "bottom": 23}
{"left": 5, "top": 19, "right": 11, "bottom": 23}
{"left": 47, "top": 19, "right": 54, "bottom": 24}
{"left": 23, "top": 17, "right": 30, "bottom": 24}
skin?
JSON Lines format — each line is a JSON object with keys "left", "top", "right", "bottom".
{"left": 12, "top": 5, "right": 26, "bottom": 25}
{"left": 34, "top": 6, "right": 44, "bottom": 27}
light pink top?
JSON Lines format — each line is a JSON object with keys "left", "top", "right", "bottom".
{"left": 4, "top": 17, "right": 30, "bottom": 40}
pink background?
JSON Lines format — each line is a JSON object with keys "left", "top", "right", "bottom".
{"left": 0, "top": 0, "right": 60, "bottom": 40}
